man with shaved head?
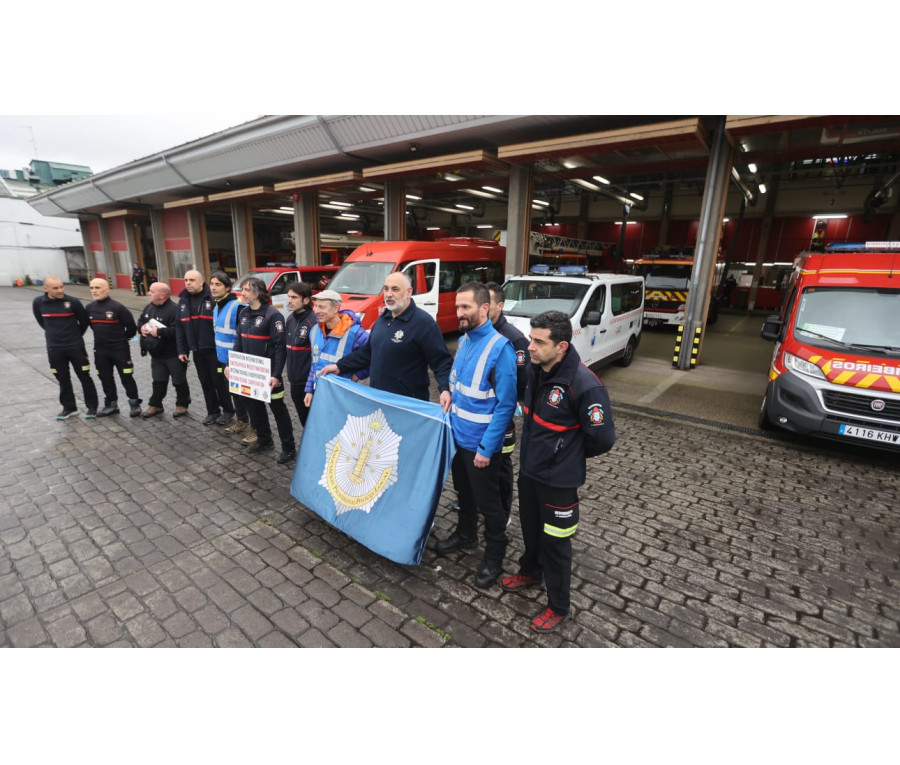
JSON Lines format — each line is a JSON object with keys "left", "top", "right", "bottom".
{"left": 85, "top": 277, "right": 142, "bottom": 417}
{"left": 175, "top": 268, "right": 233, "bottom": 423}
{"left": 138, "top": 281, "right": 191, "bottom": 418}
{"left": 32, "top": 274, "right": 99, "bottom": 420}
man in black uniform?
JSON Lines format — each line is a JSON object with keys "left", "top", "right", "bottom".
{"left": 138, "top": 282, "right": 191, "bottom": 418}
{"left": 225, "top": 277, "right": 296, "bottom": 464}
{"left": 32, "top": 274, "right": 99, "bottom": 420}
{"left": 284, "top": 281, "right": 317, "bottom": 430}
{"left": 486, "top": 282, "right": 530, "bottom": 519}
{"left": 500, "top": 310, "right": 616, "bottom": 633}
{"left": 85, "top": 277, "right": 142, "bottom": 417}
{"left": 175, "top": 269, "right": 231, "bottom": 424}
{"left": 131, "top": 264, "right": 146, "bottom": 296}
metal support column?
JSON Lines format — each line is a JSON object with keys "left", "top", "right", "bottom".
{"left": 231, "top": 202, "right": 253, "bottom": 277}
{"left": 675, "top": 118, "right": 733, "bottom": 370}
{"left": 384, "top": 180, "right": 407, "bottom": 241}
{"left": 747, "top": 174, "right": 780, "bottom": 312}
{"left": 294, "top": 192, "right": 320, "bottom": 266}
{"left": 98, "top": 218, "right": 113, "bottom": 285}
{"left": 149, "top": 209, "right": 170, "bottom": 283}
{"left": 79, "top": 222, "right": 96, "bottom": 281}
{"left": 188, "top": 208, "right": 208, "bottom": 279}
{"left": 506, "top": 164, "right": 533, "bottom": 276}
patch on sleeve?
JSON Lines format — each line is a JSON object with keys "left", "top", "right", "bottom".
{"left": 587, "top": 403, "right": 605, "bottom": 426}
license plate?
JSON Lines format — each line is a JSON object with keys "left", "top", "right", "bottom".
{"left": 838, "top": 424, "right": 900, "bottom": 444}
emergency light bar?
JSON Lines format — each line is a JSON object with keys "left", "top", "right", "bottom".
{"left": 558, "top": 266, "right": 588, "bottom": 275}
{"left": 825, "top": 241, "right": 900, "bottom": 252}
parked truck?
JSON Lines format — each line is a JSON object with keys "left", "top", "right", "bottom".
{"left": 758, "top": 241, "right": 900, "bottom": 450}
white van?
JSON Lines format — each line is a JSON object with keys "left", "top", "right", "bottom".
{"left": 502, "top": 270, "right": 644, "bottom": 368}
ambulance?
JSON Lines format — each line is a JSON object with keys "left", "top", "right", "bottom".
{"left": 758, "top": 242, "right": 900, "bottom": 450}
{"left": 502, "top": 267, "right": 644, "bottom": 368}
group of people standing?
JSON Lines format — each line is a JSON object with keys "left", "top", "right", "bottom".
{"left": 33, "top": 267, "right": 617, "bottom": 635}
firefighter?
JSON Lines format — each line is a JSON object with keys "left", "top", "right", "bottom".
{"left": 32, "top": 275, "right": 99, "bottom": 420}
{"left": 85, "top": 278, "right": 142, "bottom": 417}
{"left": 501, "top": 309, "right": 616, "bottom": 633}
{"left": 225, "top": 277, "right": 295, "bottom": 464}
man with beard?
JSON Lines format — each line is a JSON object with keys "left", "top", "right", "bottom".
{"left": 284, "top": 281, "right": 317, "bottom": 430}
{"left": 317, "top": 271, "right": 452, "bottom": 405}
{"left": 437, "top": 282, "right": 517, "bottom": 589}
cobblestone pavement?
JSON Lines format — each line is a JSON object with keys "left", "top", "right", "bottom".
{"left": 1, "top": 285, "right": 898, "bottom": 647}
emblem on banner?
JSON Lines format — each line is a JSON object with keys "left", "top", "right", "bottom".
{"left": 319, "top": 408, "right": 402, "bottom": 515}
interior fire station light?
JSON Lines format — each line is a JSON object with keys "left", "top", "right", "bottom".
{"left": 592, "top": 175, "right": 611, "bottom": 185}
{"left": 455, "top": 203, "right": 474, "bottom": 210}
{"left": 482, "top": 186, "right": 503, "bottom": 194}
{"left": 629, "top": 192, "right": 644, "bottom": 201}
{"left": 758, "top": 183, "right": 767, "bottom": 194}
{"left": 812, "top": 214, "right": 848, "bottom": 219}
{"left": 747, "top": 163, "right": 758, "bottom": 173}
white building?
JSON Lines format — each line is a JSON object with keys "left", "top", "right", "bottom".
{"left": 0, "top": 165, "right": 87, "bottom": 286}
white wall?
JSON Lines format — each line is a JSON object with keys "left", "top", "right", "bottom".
{"left": 0, "top": 198, "right": 82, "bottom": 283}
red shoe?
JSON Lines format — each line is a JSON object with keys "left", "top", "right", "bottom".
{"left": 501, "top": 574, "right": 543, "bottom": 592}
{"left": 531, "top": 607, "right": 567, "bottom": 633}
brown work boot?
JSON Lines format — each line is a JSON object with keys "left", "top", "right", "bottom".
{"left": 225, "top": 418, "right": 249, "bottom": 434}
{"left": 241, "top": 427, "right": 258, "bottom": 444}
{"left": 173, "top": 406, "right": 189, "bottom": 418}
{"left": 141, "top": 406, "right": 164, "bottom": 419}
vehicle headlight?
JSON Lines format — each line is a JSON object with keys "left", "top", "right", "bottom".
{"left": 784, "top": 351, "right": 826, "bottom": 380}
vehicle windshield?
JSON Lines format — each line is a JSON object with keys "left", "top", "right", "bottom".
{"left": 503, "top": 279, "right": 590, "bottom": 318}
{"left": 329, "top": 261, "right": 396, "bottom": 295}
{"left": 794, "top": 287, "right": 900, "bottom": 355}
{"left": 639, "top": 264, "right": 691, "bottom": 290}
{"left": 235, "top": 270, "right": 281, "bottom": 287}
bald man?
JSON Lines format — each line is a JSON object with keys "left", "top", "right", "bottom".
{"left": 85, "top": 278, "right": 142, "bottom": 417}
{"left": 319, "top": 271, "right": 452, "bottom": 404}
{"left": 138, "top": 282, "right": 191, "bottom": 418}
{"left": 174, "top": 269, "right": 233, "bottom": 424}
{"left": 32, "top": 275, "right": 99, "bottom": 420}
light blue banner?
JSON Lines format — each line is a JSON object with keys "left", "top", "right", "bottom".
{"left": 290, "top": 375, "right": 456, "bottom": 565}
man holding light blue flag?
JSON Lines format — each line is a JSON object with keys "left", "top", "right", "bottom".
{"left": 290, "top": 374, "right": 455, "bottom": 566}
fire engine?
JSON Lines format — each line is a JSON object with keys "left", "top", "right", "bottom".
{"left": 630, "top": 248, "right": 719, "bottom": 327}
{"left": 758, "top": 241, "right": 900, "bottom": 450}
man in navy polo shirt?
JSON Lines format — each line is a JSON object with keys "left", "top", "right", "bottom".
{"left": 318, "top": 271, "right": 452, "bottom": 407}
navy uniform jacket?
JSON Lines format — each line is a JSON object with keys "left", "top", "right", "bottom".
{"left": 232, "top": 303, "right": 287, "bottom": 379}
{"left": 85, "top": 296, "right": 137, "bottom": 349}
{"left": 520, "top": 345, "right": 616, "bottom": 488}
{"left": 336, "top": 298, "right": 452, "bottom": 401}
{"left": 32, "top": 293, "right": 89, "bottom": 348}
{"left": 175, "top": 284, "right": 216, "bottom": 355}
{"left": 285, "top": 308, "right": 317, "bottom": 385}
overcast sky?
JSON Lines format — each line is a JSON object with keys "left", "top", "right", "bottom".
{"left": 0, "top": 114, "right": 265, "bottom": 175}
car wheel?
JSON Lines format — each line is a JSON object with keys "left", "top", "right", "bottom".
{"left": 617, "top": 337, "right": 636, "bottom": 367}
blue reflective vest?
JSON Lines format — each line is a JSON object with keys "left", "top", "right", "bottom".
{"left": 213, "top": 295, "right": 242, "bottom": 364}
{"left": 449, "top": 320, "right": 517, "bottom": 457}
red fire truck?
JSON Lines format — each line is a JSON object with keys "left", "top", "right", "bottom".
{"left": 758, "top": 242, "right": 900, "bottom": 450}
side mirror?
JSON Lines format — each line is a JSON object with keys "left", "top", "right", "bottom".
{"left": 582, "top": 310, "right": 601, "bottom": 327}
{"left": 760, "top": 315, "right": 783, "bottom": 342}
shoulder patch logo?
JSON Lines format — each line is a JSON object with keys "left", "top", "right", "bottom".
{"left": 275, "top": 320, "right": 284, "bottom": 333}
{"left": 587, "top": 403, "right": 605, "bottom": 426}
{"left": 548, "top": 385, "right": 565, "bottom": 407}
{"left": 392, "top": 330, "right": 405, "bottom": 343}
{"left": 515, "top": 349, "right": 526, "bottom": 366}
